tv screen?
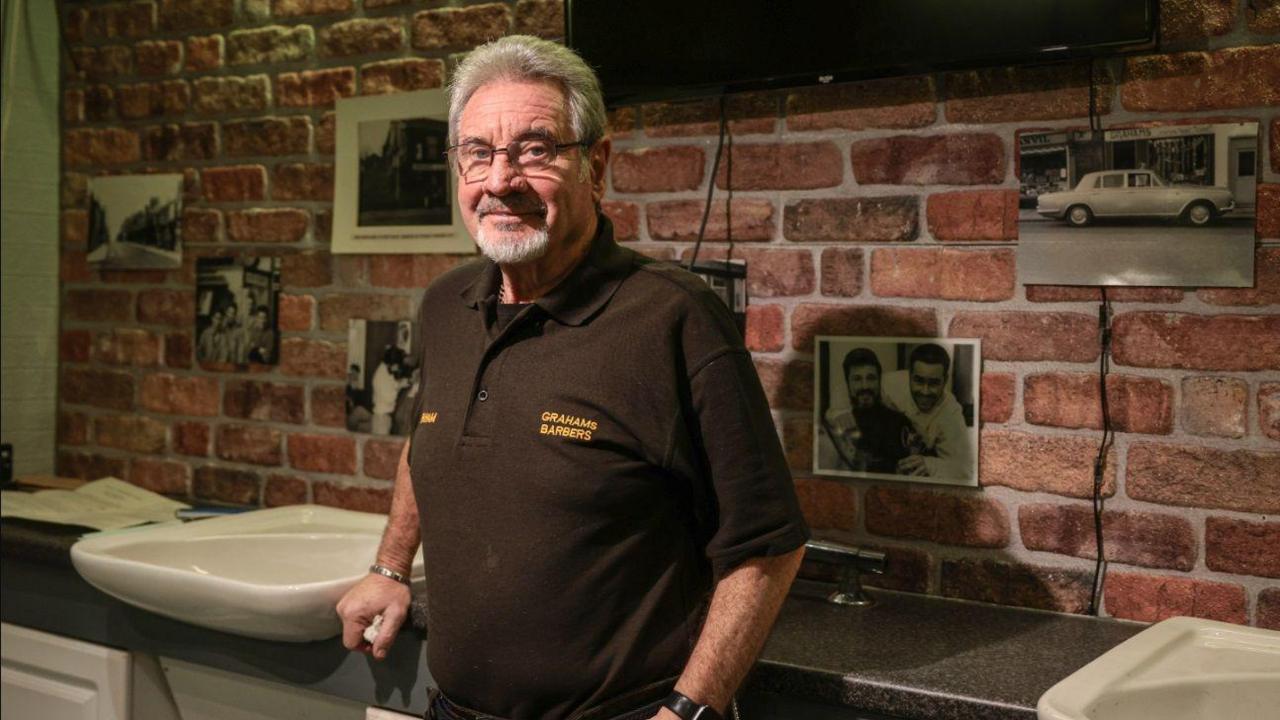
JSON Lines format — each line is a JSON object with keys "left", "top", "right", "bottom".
{"left": 567, "top": 0, "right": 1157, "bottom": 106}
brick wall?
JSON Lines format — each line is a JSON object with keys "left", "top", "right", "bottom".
{"left": 57, "top": 0, "right": 1279, "bottom": 627}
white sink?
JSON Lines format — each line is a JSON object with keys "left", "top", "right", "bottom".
{"left": 70, "top": 505, "right": 423, "bottom": 642}
{"left": 1038, "top": 616, "right": 1280, "bottom": 720}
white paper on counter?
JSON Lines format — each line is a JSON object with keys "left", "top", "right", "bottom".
{"left": 1, "top": 477, "right": 190, "bottom": 530}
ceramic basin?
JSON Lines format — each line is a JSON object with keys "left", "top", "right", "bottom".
{"left": 1038, "top": 616, "right": 1280, "bottom": 720}
{"left": 69, "top": 505, "right": 423, "bottom": 642}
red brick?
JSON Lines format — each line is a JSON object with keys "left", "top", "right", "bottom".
{"left": 87, "top": 2, "right": 157, "bottom": 40}
{"left": 193, "top": 466, "right": 261, "bottom": 505}
{"left": 83, "top": 86, "right": 115, "bottom": 122}
{"left": 1127, "top": 442, "right": 1280, "bottom": 513}
{"left": 64, "top": 89, "right": 85, "bottom": 124}
{"left": 135, "top": 40, "right": 182, "bottom": 76}
{"left": 139, "top": 373, "right": 220, "bottom": 416}
{"left": 62, "top": 172, "right": 89, "bottom": 209}
{"left": 192, "top": 75, "right": 270, "bottom": 115}
{"left": 281, "top": 338, "right": 346, "bottom": 378}
{"left": 980, "top": 373, "right": 1015, "bottom": 424}
{"left": 1181, "top": 376, "right": 1247, "bottom": 438}
{"left": 946, "top": 61, "right": 1111, "bottom": 123}
{"left": 216, "top": 425, "right": 283, "bottom": 466}
{"left": 128, "top": 458, "right": 189, "bottom": 495}
{"left": 1163, "top": 0, "right": 1237, "bottom": 40}
{"left": 786, "top": 75, "right": 935, "bottom": 131}
{"left": 641, "top": 94, "right": 776, "bottom": 138}
{"left": 94, "top": 415, "right": 167, "bottom": 454}
{"left": 136, "top": 289, "right": 195, "bottom": 327}
{"left": 1021, "top": 504, "right": 1196, "bottom": 571}
{"left": 602, "top": 201, "right": 639, "bottom": 242}
{"left": 980, "top": 430, "right": 1116, "bottom": 499}
{"left": 202, "top": 165, "right": 267, "bottom": 202}
{"left": 316, "top": 112, "right": 336, "bottom": 154}
{"left": 1023, "top": 373, "right": 1173, "bottom": 434}
{"left": 364, "top": 438, "right": 406, "bottom": 480}
{"left": 173, "top": 421, "right": 209, "bottom": 456}
{"left": 311, "top": 385, "right": 347, "bottom": 427}
{"left": 1261, "top": 382, "right": 1280, "bottom": 441}
{"left": 65, "top": 8, "right": 89, "bottom": 44}
{"left": 927, "top": 190, "right": 1019, "bottom": 241}
{"left": 1259, "top": 184, "right": 1280, "bottom": 239}
{"left": 185, "top": 35, "right": 223, "bottom": 71}
{"left": 317, "top": 294, "right": 411, "bottom": 332}
{"left": 410, "top": 3, "right": 511, "bottom": 50}
{"left": 164, "top": 332, "right": 192, "bottom": 368}
{"left": 361, "top": 58, "right": 445, "bottom": 95}
{"left": 277, "top": 68, "right": 356, "bottom": 108}
{"left": 819, "top": 247, "right": 863, "bottom": 298}
{"left": 92, "top": 329, "right": 161, "bottom": 367}
{"left": 1122, "top": 45, "right": 1280, "bottom": 111}
{"left": 744, "top": 305, "right": 784, "bottom": 353}
{"left": 264, "top": 474, "right": 308, "bottom": 507}
{"left": 320, "top": 17, "right": 402, "bottom": 56}
{"left": 867, "top": 486, "right": 1009, "bottom": 548}
{"left": 950, "top": 311, "right": 1098, "bottom": 362}
{"left": 612, "top": 147, "right": 705, "bottom": 193}
{"left": 65, "top": 289, "right": 132, "bottom": 323}
{"left": 1113, "top": 313, "right": 1280, "bottom": 371}
{"left": 1026, "top": 286, "right": 1185, "bottom": 303}
{"left": 1251, "top": 0, "right": 1280, "bottom": 32}
{"left": 942, "top": 559, "right": 1092, "bottom": 614}
{"left": 57, "top": 452, "right": 128, "bottom": 482}
{"left": 159, "top": 0, "right": 233, "bottom": 31}
{"left": 1197, "top": 247, "right": 1280, "bottom": 306}
{"left": 59, "top": 411, "right": 90, "bottom": 446}
{"left": 182, "top": 209, "right": 222, "bottom": 243}
{"left": 1273, "top": 119, "right": 1280, "bottom": 173}
{"left": 64, "top": 128, "right": 141, "bottom": 167}
{"left": 142, "top": 123, "right": 219, "bottom": 162}
{"left": 714, "top": 142, "right": 842, "bottom": 191}
{"left": 1105, "top": 573, "right": 1247, "bottom": 624}
{"left": 62, "top": 210, "right": 89, "bottom": 248}
{"left": 223, "top": 116, "right": 311, "bottom": 157}
{"left": 783, "top": 197, "right": 918, "bottom": 243}
{"left": 227, "top": 209, "right": 309, "bottom": 243}
{"left": 277, "top": 294, "right": 314, "bottom": 332}
{"left": 1206, "top": 517, "right": 1280, "bottom": 578}
{"left": 117, "top": 81, "right": 189, "bottom": 119}
{"left": 273, "top": 0, "right": 352, "bottom": 16}
{"left": 61, "top": 249, "right": 92, "bottom": 283}
{"left": 754, "top": 358, "right": 814, "bottom": 412}
{"left": 514, "top": 0, "right": 564, "bottom": 38}
{"left": 68, "top": 46, "right": 134, "bottom": 81}
{"left": 685, "top": 247, "right": 814, "bottom": 298}
{"left": 60, "top": 331, "right": 93, "bottom": 363}
{"left": 608, "top": 107, "right": 636, "bottom": 138}
{"left": 851, "top": 134, "right": 1005, "bottom": 186}
{"left": 313, "top": 481, "right": 391, "bottom": 513}
{"left": 870, "top": 248, "right": 1015, "bottom": 302}
{"left": 223, "top": 380, "right": 305, "bottom": 424}
{"left": 1256, "top": 588, "right": 1280, "bottom": 631}
{"left": 793, "top": 478, "right": 857, "bottom": 532}
{"left": 791, "top": 304, "right": 938, "bottom": 352}
{"left": 646, "top": 200, "right": 774, "bottom": 242}
{"left": 273, "top": 164, "right": 333, "bottom": 201}
{"left": 288, "top": 433, "right": 356, "bottom": 474}
{"left": 227, "top": 25, "right": 314, "bottom": 65}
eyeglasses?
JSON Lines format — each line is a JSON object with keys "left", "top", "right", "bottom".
{"left": 446, "top": 138, "right": 590, "bottom": 181}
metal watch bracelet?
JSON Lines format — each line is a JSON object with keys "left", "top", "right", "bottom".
{"left": 369, "top": 563, "right": 411, "bottom": 586}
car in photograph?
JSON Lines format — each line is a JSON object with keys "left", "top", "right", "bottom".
{"left": 1035, "top": 170, "right": 1235, "bottom": 227}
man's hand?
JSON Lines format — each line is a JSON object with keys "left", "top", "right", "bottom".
{"left": 646, "top": 708, "right": 680, "bottom": 720}
{"left": 337, "top": 573, "right": 411, "bottom": 660}
{"left": 896, "top": 454, "right": 930, "bottom": 476}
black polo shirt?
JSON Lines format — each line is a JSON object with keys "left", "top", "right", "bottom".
{"left": 407, "top": 217, "right": 808, "bottom": 720}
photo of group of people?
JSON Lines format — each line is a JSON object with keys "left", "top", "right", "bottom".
{"left": 195, "top": 257, "right": 281, "bottom": 366}
{"left": 346, "top": 320, "right": 421, "bottom": 436}
{"left": 813, "top": 337, "right": 980, "bottom": 487}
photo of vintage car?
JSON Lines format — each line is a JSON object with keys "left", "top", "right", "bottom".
{"left": 1035, "top": 170, "right": 1235, "bottom": 227}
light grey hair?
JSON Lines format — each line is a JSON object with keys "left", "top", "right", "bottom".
{"left": 446, "top": 35, "right": 607, "bottom": 148}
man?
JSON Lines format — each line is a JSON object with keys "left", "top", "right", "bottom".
{"left": 244, "top": 305, "right": 275, "bottom": 364}
{"left": 819, "top": 348, "right": 913, "bottom": 474}
{"left": 336, "top": 35, "right": 807, "bottom": 720}
{"left": 880, "top": 343, "right": 972, "bottom": 481}
{"left": 196, "top": 307, "right": 225, "bottom": 363}
{"left": 370, "top": 345, "right": 408, "bottom": 436}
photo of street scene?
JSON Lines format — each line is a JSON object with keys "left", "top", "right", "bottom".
{"left": 1017, "top": 120, "right": 1257, "bottom": 287}
{"left": 814, "top": 337, "right": 980, "bottom": 488}
{"left": 357, "top": 118, "right": 451, "bottom": 227}
{"left": 195, "top": 257, "right": 281, "bottom": 366}
{"left": 87, "top": 174, "right": 183, "bottom": 269}
{"left": 346, "top": 319, "right": 421, "bottom": 436}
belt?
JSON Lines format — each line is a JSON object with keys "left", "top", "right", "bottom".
{"left": 429, "top": 676, "right": 677, "bottom": 720}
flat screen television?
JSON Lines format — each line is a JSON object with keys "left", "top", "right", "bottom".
{"left": 567, "top": 1, "right": 1157, "bottom": 106}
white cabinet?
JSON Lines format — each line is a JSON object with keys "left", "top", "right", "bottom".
{"left": 0, "top": 623, "right": 130, "bottom": 720}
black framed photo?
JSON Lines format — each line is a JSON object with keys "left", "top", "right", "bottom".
{"left": 345, "top": 319, "right": 420, "bottom": 436}
{"left": 195, "top": 257, "right": 281, "bottom": 366}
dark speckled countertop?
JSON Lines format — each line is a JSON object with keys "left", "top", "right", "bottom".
{"left": 1, "top": 519, "right": 1142, "bottom": 720}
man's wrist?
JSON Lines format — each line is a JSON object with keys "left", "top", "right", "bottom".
{"left": 369, "top": 563, "right": 411, "bottom": 586}
{"left": 662, "top": 690, "right": 722, "bottom": 720}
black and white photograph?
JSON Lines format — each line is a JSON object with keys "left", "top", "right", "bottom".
{"left": 813, "top": 336, "right": 980, "bottom": 488}
{"left": 195, "top": 257, "right": 281, "bottom": 366}
{"left": 332, "top": 89, "right": 475, "bottom": 255}
{"left": 87, "top": 174, "right": 183, "bottom": 270}
{"left": 1017, "top": 120, "right": 1257, "bottom": 287}
{"left": 346, "top": 319, "right": 420, "bottom": 436}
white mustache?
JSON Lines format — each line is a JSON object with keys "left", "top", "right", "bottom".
{"left": 478, "top": 196, "right": 547, "bottom": 218}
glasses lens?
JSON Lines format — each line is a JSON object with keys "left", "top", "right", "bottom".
{"left": 515, "top": 139, "right": 555, "bottom": 168}
{"left": 458, "top": 144, "right": 491, "bottom": 179}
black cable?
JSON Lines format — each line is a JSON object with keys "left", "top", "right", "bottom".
{"left": 686, "top": 95, "right": 728, "bottom": 271}
{"left": 1088, "top": 287, "right": 1114, "bottom": 616}
{"left": 1088, "top": 58, "right": 1100, "bottom": 134}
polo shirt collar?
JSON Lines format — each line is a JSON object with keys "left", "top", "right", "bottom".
{"left": 460, "top": 214, "right": 630, "bottom": 327}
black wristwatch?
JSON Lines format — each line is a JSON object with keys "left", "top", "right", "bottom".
{"left": 662, "top": 690, "right": 723, "bottom": 720}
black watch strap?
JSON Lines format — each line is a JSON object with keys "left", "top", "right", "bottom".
{"left": 662, "top": 690, "right": 723, "bottom": 720}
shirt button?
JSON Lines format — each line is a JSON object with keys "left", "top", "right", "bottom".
{"left": 477, "top": 389, "right": 488, "bottom": 402}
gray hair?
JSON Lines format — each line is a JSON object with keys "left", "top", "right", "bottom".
{"left": 447, "top": 35, "right": 606, "bottom": 148}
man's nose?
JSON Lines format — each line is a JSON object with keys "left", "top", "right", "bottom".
{"left": 482, "top": 153, "right": 527, "bottom": 195}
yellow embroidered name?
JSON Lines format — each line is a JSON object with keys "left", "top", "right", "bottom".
{"left": 538, "top": 411, "right": 597, "bottom": 441}
{"left": 420, "top": 412, "right": 438, "bottom": 424}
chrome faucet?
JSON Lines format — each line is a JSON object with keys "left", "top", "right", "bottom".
{"left": 803, "top": 540, "right": 887, "bottom": 607}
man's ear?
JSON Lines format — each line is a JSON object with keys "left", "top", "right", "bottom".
{"left": 589, "top": 136, "right": 612, "bottom": 204}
